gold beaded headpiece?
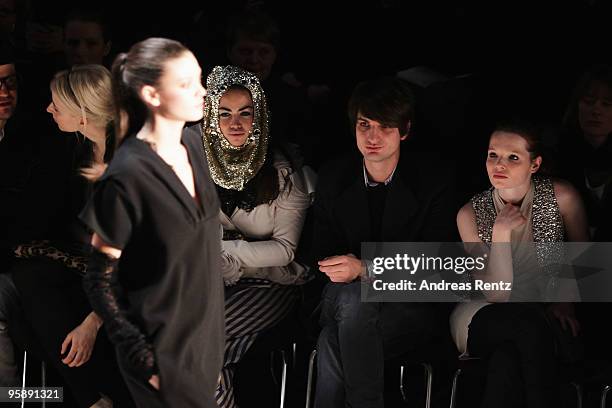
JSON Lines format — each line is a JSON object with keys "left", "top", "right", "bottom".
{"left": 201, "top": 65, "right": 269, "bottom": 191}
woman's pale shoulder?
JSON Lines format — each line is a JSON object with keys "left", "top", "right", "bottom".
{"left": 551, "top": 178, "right": 580, "bottom": 202}
{"left": 457, "top": 201, "right": 475, "bottom": 222}
{"left": 456, "top": 200, "right": 481, "bottom": 241}
{"left": 551, "top": 178, "right": 583, "bottom": 211}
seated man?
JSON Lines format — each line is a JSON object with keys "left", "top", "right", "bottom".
{"left": 312, "top": 77, "right": 455, "bottom": 408}
{"left": 0, "top": 40, "right": 23, "bottom": 386}
{"left": 0, "top": 39, "right": 74, "bottom": 387}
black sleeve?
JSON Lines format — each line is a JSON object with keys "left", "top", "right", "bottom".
{"left": 83, "top": 250, "right": 157, "bottom": 381}
{"left": 80, "top": 178, "right": 156, "bottom": 380}
{"left": 79, "top": 178, "right": 135, "bottom": 249}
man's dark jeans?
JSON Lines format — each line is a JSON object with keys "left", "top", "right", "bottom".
{"left": 315, "top": 281, "right": 437, "bottom": 408}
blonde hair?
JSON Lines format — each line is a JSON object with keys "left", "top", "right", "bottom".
{"left": 50, "top": 64, "right": 114, "bottom": 131}
{"left": 51, "top": 65, "right": 114, "bottom": 180}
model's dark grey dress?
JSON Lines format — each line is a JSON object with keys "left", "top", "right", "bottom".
{"left": 80, "top": 127, "right": 224, "bottom": 408}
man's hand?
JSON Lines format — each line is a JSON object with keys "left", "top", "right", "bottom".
{"left": 318, "top": 254, "right": 365, "bottom": 282}
{"left": 60, "top": 312, "right": 102, "bottom": 367}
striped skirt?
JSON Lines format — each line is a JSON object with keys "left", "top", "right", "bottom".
{"left": 216, "top": 278, "right": 298, "bottom": 408}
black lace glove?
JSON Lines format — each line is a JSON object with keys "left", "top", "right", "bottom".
{"left": 83, "top": 250, "right": 158, "bottom": 381}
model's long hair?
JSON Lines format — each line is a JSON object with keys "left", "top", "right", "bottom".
{"left": 111, "top": 37, "right": 188, "bottom": 145}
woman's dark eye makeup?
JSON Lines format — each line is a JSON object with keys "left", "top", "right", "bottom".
{"left": 219, "top": 110, "right": 252, "bottom": 118}
{"left": 488, "top": 151, "right": 521, "bottom": 161}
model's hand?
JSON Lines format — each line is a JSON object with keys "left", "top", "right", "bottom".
{"left": 548, "top": 303, "right": 580, "bottom": 337}
{"left": 60, "top": 313, "right": 101, "bottom": 367}
{"left": 318, "top": 254, "right": 365, "bottom": 282}
{"left": 493, "top": 203, "right": 526, "bottom": 239}
{"left": 149, "top": 374, "right": 160, "bottom": 390}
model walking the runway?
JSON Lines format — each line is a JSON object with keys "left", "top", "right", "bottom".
{"left": 81, "top": 38, "right": 224, "bottom": 408}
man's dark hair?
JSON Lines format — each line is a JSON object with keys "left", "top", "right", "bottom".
{"left": 348, "top": 77, "right": 415, "bottom": 136}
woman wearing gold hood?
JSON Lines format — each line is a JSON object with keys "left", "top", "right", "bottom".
{"left": 201, "top": 65, "right": 313, "bottom": 407}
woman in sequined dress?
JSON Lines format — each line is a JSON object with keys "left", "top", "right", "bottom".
{"left": 200, "top": 65, "right": 313, "bottom": 408}
{"left": 449, "top": 119, "right": 589, "bottom": 408}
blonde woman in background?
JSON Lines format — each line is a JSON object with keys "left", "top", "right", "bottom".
{"left": 47, "top": 64, "right": 115, "bottom": 181}
{"left": 10, "top": 64, "right": 133, "bottom": 407}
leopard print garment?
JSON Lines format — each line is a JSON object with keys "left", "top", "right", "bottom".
{"left": 13, "top": 240, "right": 89, "bottom": 276}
